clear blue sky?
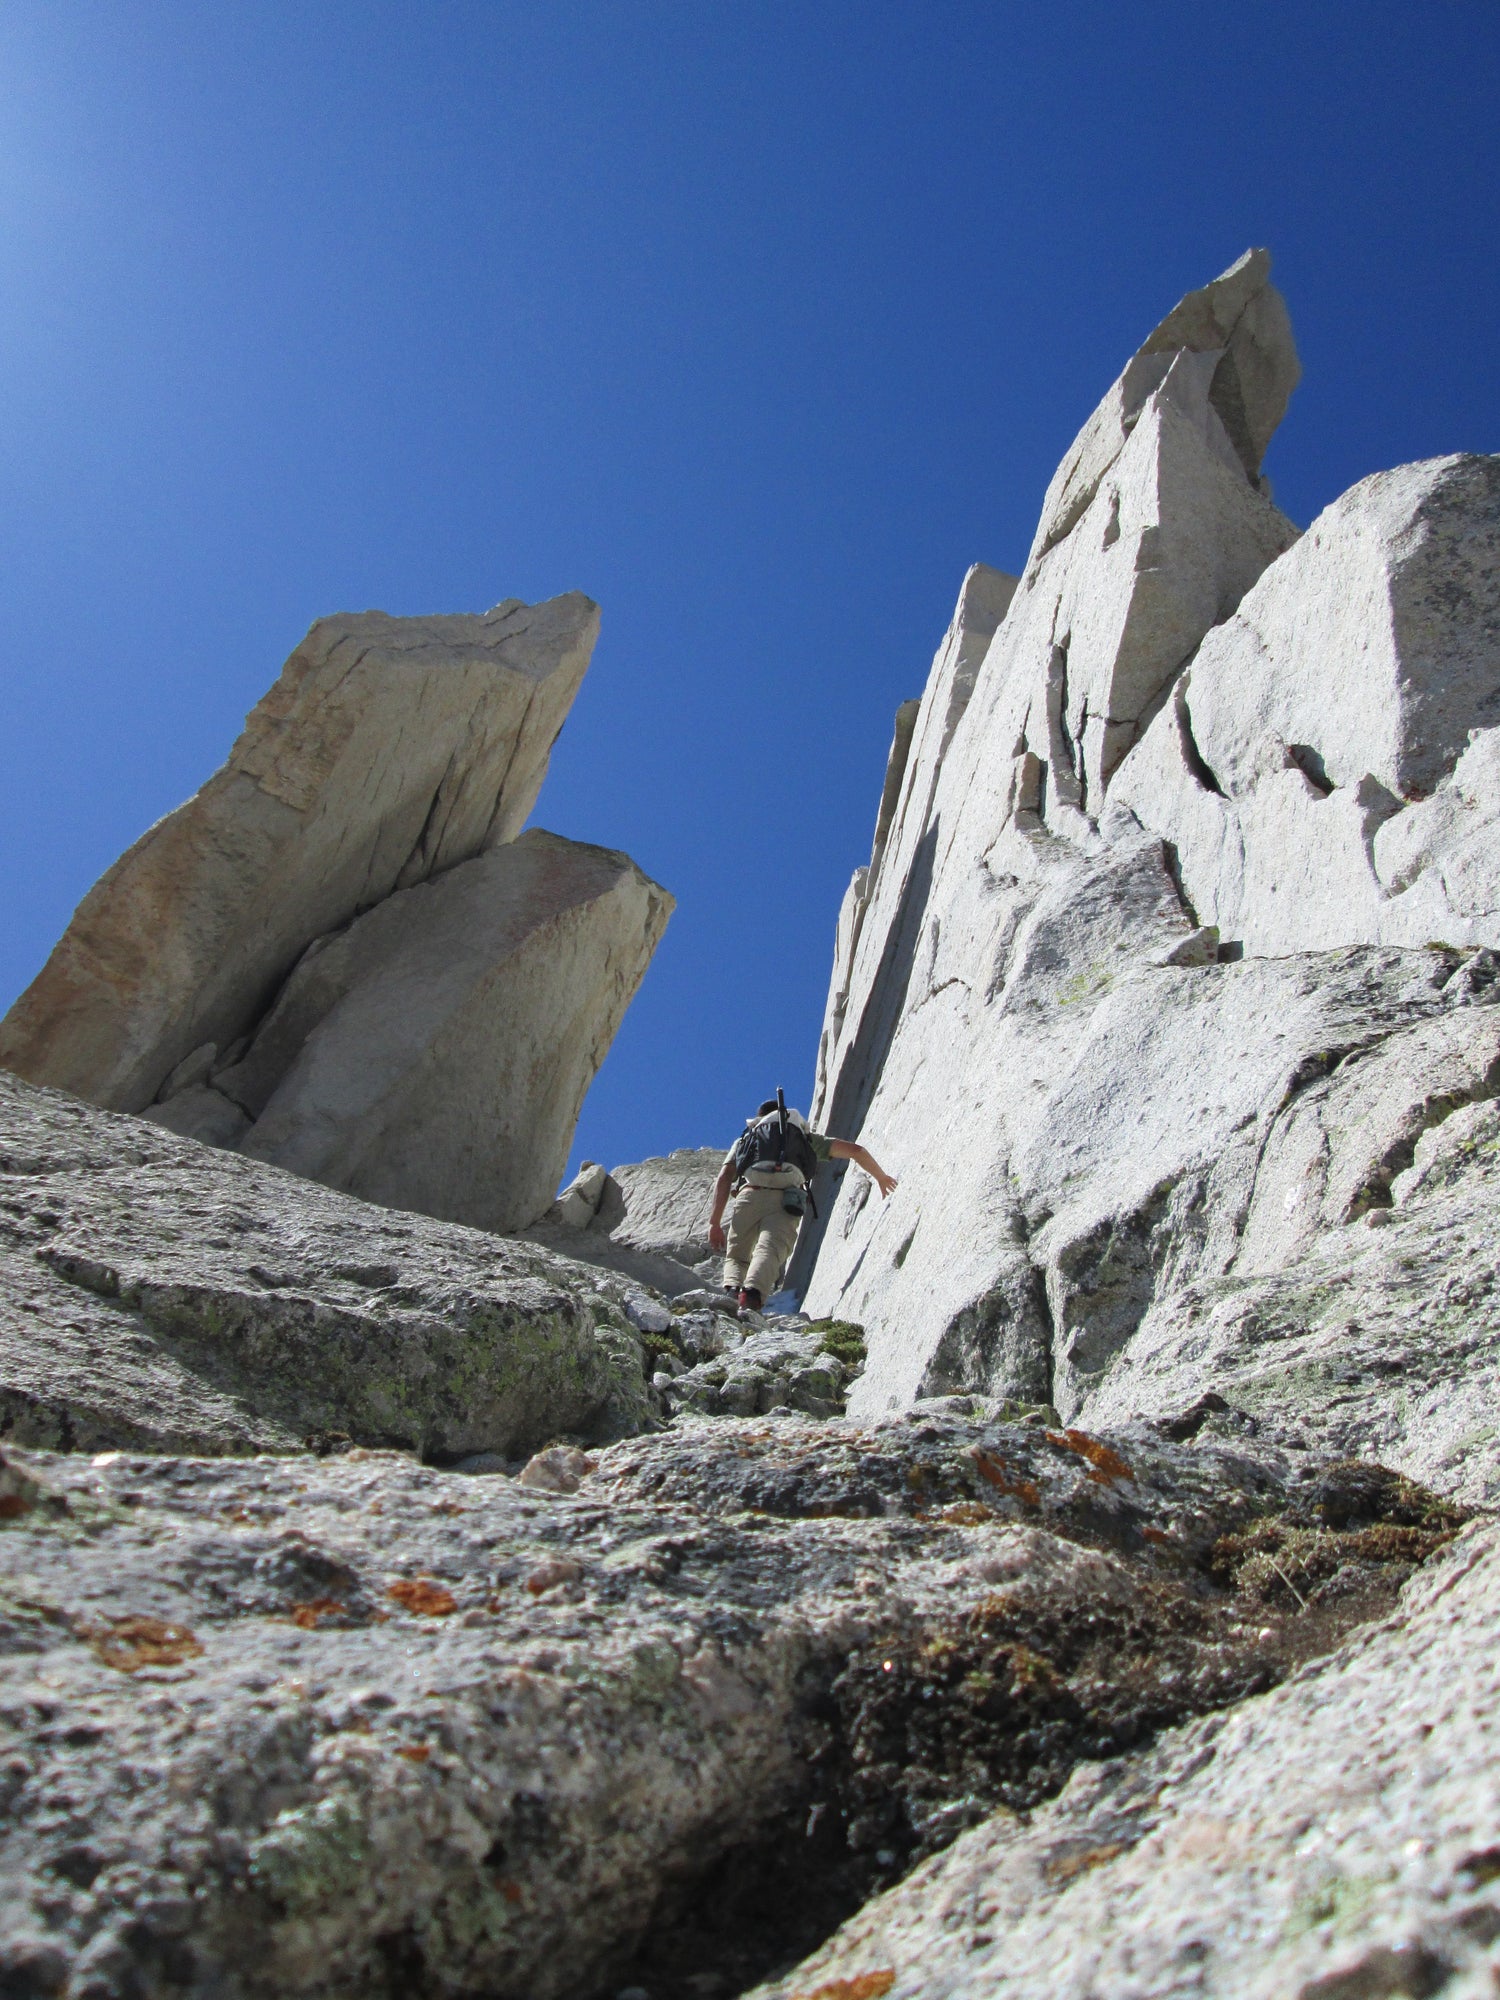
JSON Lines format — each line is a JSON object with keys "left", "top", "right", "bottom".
{"left": 2, "top": 2, "right": 1497, "bottom": 1178}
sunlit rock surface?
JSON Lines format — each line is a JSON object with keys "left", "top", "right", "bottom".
{"left": 0, "top": 1071, "right": 652, "bottom": 1461}
{"left": 798, "top": 253, "right": 1500, "bottom": 1513}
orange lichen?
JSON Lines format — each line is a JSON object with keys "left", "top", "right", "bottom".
{"left": 386, "top": 1578, "right": 458, "bottom": 1616}
{"left": 86, "top": 1616, "right": 204, "bottom": 1672}
{"left": 971, "top": 1448, "right": 1040, "bottom": 1506}
{"left": 395, "top": 1744, "right": 431, "bottom": 1764}
{"left": 287, "top": 1597, "right": 347, "bottom": 1629}
{"left": 793, "top": 1973, "right": 896, "bottom": 2000}
{"left": 1047, "top": 1429, "right": 1135, "bottom": 1484}
{"left": 938, "top": 1501, "right": 995, "bottom": 1526}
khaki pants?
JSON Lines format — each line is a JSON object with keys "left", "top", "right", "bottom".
{"left": 723, "top": 1185, "right": 802, "bottom": 1299}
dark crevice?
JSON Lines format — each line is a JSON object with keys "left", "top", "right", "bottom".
{"left": 788, "top": 823, "right": 940, "bottom": 1298}
{"left": 1161, "top": 840, "right": 1200, "bottom": 928}
{"left": 1174, "top": 685, "right": 1225, "bottom": 797}
{"left": 1047, "top": 637, "right": 1083, "bottom": 815}
{"left": 586, "top": 1467, "right": 1465, "bottom": 2000}
{"left": 1287, "top": 743, "right": 1334, "bottom": 797}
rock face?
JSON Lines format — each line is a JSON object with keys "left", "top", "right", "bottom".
{"left": 0, "top": 1409, "right": 1462, "bottom": 2000}
{"left": 798, "top": 250, "right": 1500, "bottom": 1511}
{"left": 1112, "top": 452, "right": 1500, "bottom": 955}
{"left": 0, "top": 1070, "right": 653, "bottom": 1461}
{"left": 0, "top": 595, "right": 674, "bottom": 1236}
{"left": 521, "top": 1145, "right": 722, "bottom": 1293}
{"left": 803, "top": 561, "right": 1018, "bottom": 1156}
{"left": 1, "top": 598, "right": 598, "bottom": 1114}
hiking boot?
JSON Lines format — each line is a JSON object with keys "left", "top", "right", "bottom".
{"left": 736, "top": 1286, "right": 763, "bottom": 1321}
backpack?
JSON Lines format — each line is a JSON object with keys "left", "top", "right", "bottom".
{"left": 730, "top": 1092, "right": 820, "bottom": 1205}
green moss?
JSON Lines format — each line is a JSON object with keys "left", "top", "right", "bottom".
{"left": 416, "top": 1880, "right": 518, "bottom": 1959}
{"left": 805, "top": 1320, "right": 867, "bottom": 1369}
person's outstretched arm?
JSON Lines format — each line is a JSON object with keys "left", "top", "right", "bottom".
{"left": 828, "top": 1138, "right": 897, "bottom": 1198}
{"left": 707, "top": 1157, "right": 736, "bottom": 1252}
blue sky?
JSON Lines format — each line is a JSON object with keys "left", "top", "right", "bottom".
{"left": 2, "top": 2, "right": 1497, "bottom": 1177}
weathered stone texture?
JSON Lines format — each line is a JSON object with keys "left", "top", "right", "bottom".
{"left": 799, "top": 254, "right": 1500, "bottom": 1516}
{"left": 0, "top": 1410, "right": 1457, "bottom": 2000}
{"left": 755, "top": 1519, "right": 1500, "bottom": 2000}
{"left": 1113, "top": 451, "right": 1500, "bottom": 955}
{"left": 521, "top": 1146, "right": 722, "bottom": 1294}
{"left": 0, "top": 1070, "right": 652, "bottom": 1461}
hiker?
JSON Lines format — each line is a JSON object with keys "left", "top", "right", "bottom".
{"left": 707, "top": 1090, "right": 897, "bottom": 1314}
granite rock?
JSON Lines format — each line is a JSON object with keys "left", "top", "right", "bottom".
{"left": 755, "top": 1516, "right": 1500, "bottom": 2000}
{"left": 0, "top": 1409, "right": 1457, "bottom": 2000}
{"left": 521, "top": 1146, "right": 723, "bottom": 1295}
{"left": 0, "top": 596, "right": 598, "bottom": 1114}
{"left": 798, "top": 257, "right": 1500, "bottom": 1497}
{"left": 1112, "top": 452, "right": 1500, "bottom": 955}
{"left": 0, "top": 1069, "right": 653, "bottom": 1461}
{"left": 223, "top": 830, "right": 672, "bottom": 1234}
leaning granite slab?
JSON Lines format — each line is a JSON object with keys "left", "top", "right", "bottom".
{"left": 0, "top": 1070, "right": 652, "bottom": 1460}
{"left": 200, "top": 830, "right": 672, "bottom": 1235}
{"left": 754, "top": 1516, "right": 1500, "bottom": 2000}
{"left": 0, "top": 1405, "right": 1461, "bottom": 2000}
{"left": 521, "top": 1146, "right": 723, "bottom": 1294}
{"left": 0, "top": 593, "right": 598, "bottom": 1115}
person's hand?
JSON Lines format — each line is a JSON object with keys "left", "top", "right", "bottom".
{"left": 874, "top": 1170, "right": 898, "bottom": 1198}
{"left": 709, "top": 1220, "right": 727, "bottom": 1253}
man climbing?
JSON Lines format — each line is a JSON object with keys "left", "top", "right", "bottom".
{"left": 707, "top": 1089, "right": 897, "bottom": 1315}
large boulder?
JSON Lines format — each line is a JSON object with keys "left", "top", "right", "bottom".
{"left": 521, "top": 1145, "right": 723, "bottom": 1294}
{"left": 0, "top": 1069, "right": 653, "bottom": 1460}
{"left": 0, "top": 594, "right": 598, "bottom": 1114}
{"left": 177, "top": 830, "right": 672, "bottom": 1235}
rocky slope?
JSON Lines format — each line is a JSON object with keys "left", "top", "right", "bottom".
{"left": 5, "top": 246, "right": 1500, "bottom": 2000}
{"left": 0, "top": 1071, "right": 653, "bottom": 1461}
{"left": 0, "top": 1409, "right": 1463, "bottom": 2000}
